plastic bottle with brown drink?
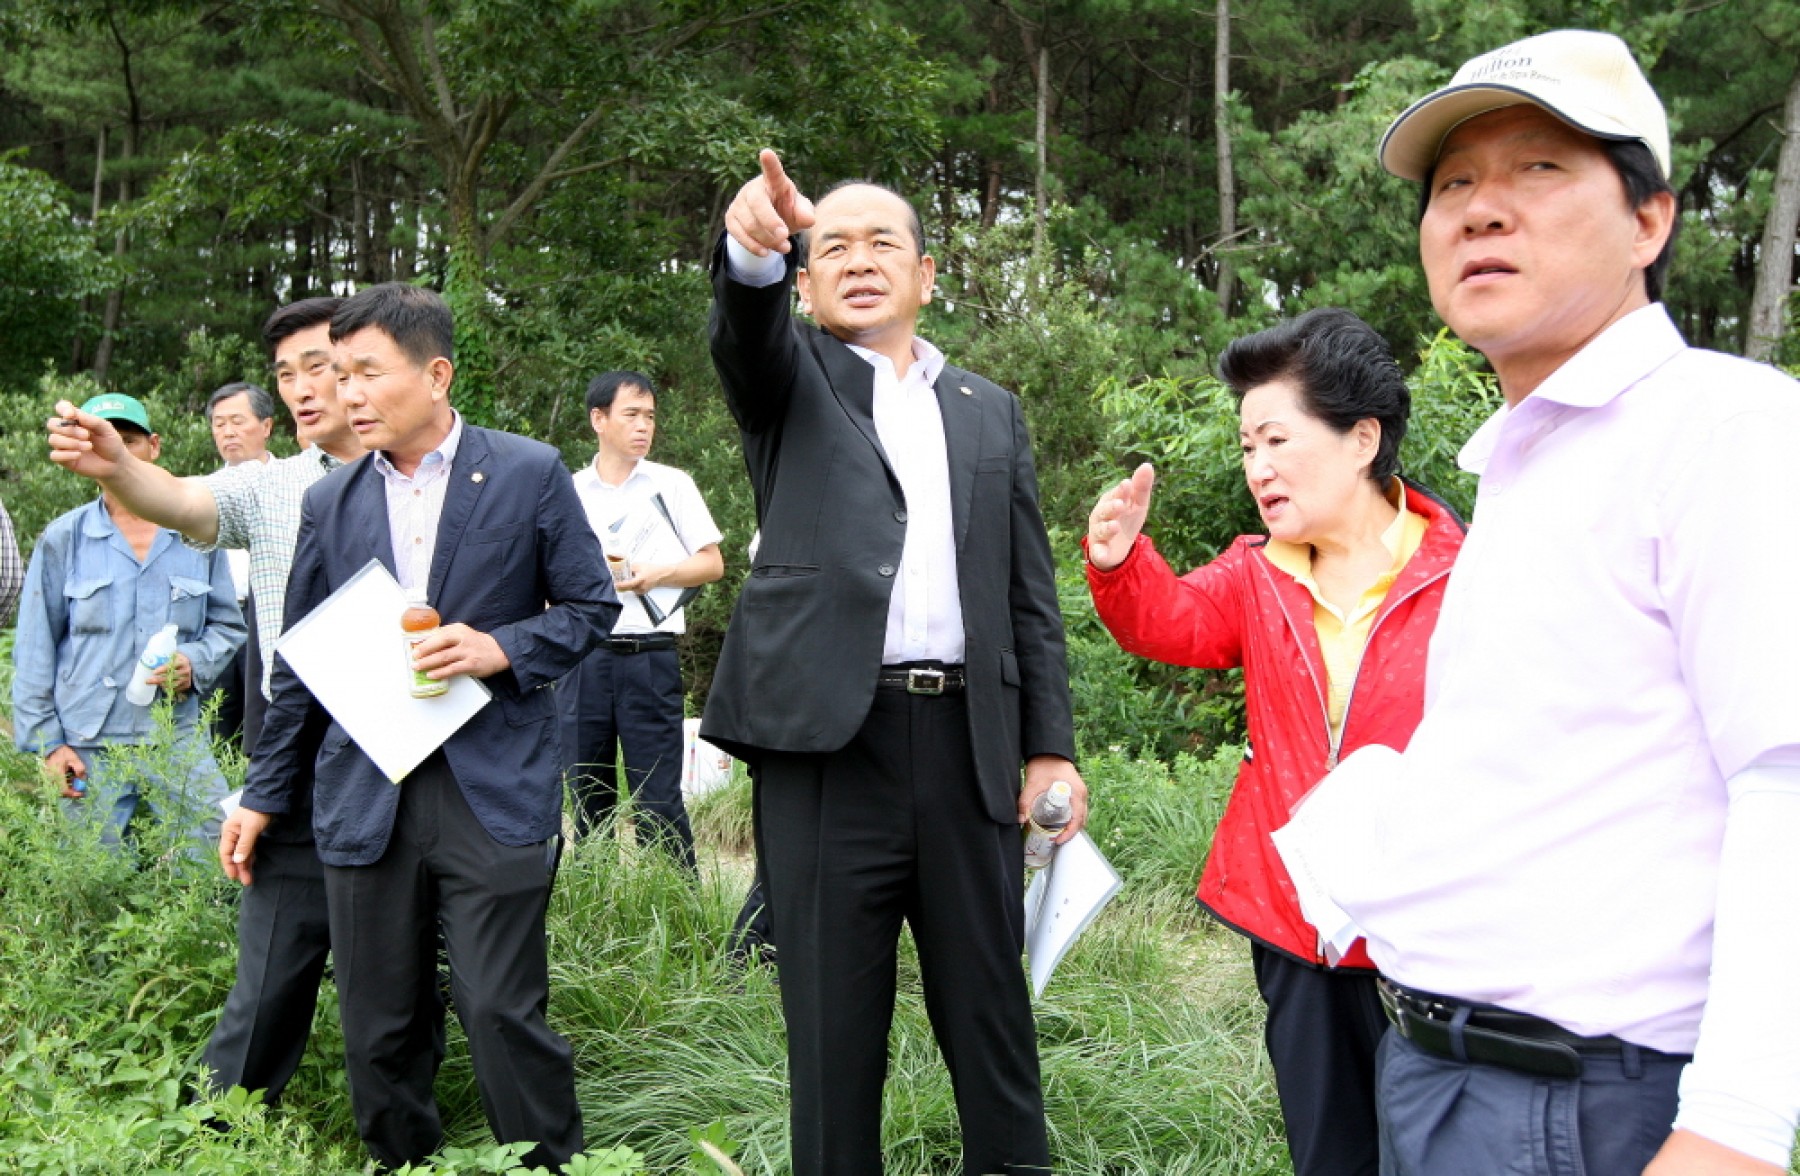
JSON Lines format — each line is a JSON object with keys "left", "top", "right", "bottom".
{"left": 401, "top": 589, "right": 450, "bottom": 698}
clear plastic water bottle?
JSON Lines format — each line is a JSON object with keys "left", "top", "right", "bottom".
{"left": 124, "top": 623, "right": 180, "bottom": 707}
{"left": 1023, "top": 779, "right": 1074, "bottom": 868}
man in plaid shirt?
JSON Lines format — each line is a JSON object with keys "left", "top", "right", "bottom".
{"left": 48, "top": 297, "right": 373, "bottom": 1108}
{"left": 0, "top": 496, "right": 21, "bottom": 626}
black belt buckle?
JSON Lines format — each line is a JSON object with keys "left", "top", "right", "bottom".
{"left": 906, "top": 668, "right": 947, "bottom": 695}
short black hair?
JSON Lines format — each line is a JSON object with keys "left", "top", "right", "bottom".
{"left": 261, "top": 297, "right": 345, "bottom": 357}
{"left": 1417, "top": 136, "right": 1677, "bottom": 303}
{"left": 329, "top": 282, "right": 454, "bottom": 368}
{"left": 586, "top": 370, "right": 657, "bottom": 413}
{"left": 206, "top": 381, "right": 276, "bottom": 421}
{"left": 795, "top": 179, "right": 926, "bottom": 265}
{"left": 1218, "top": 307, "right": 1410, "bottom": 483}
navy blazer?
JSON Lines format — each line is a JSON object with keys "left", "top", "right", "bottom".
{"left": 243, "top": 424, "right": 617, "bottom": 867}
{"left": 701, "top": 239, "right": 1077, "bottom": 824}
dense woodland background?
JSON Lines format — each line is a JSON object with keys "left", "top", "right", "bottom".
{"left": 3, "top": 0, "right": 1798, "bottom": 757}
{"left": 3, "top": 4, "right": 1800, "bottom": 1171}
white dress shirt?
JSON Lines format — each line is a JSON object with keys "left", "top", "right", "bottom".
{"left": 724, "top": 236, "right": 967, "bottom": 665}
{"left": 1280, "top": 304, "right": 1800, "bottom": 1164}
{"left": 571, "top": 457, "right": 722, "bottom": 635}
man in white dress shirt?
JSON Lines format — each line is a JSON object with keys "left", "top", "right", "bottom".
{"left": 1279, "top": 29, "right": 1800, "bottom": 1176}
{"left": 558, "top": 369, "right": 723, "bottom": 870}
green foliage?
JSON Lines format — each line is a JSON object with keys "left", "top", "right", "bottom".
{"left": 1397, "top": 329, "right": 1502, "bottom": 520}
{"left": 0, "top": 155, "right": 113, "bottom": 387}
{"left": 0, "top": 686, "right": 1288, "bottom": 1173}
{"left": 0, "top": 373, "right": 111, "bottom": 566}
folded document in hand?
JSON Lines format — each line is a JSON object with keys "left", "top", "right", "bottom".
{"left": 1024, "top": 831, "right": 1123, "bottom": 999}
{"left": 272, "top": 560, "right": 492, "bottom": 783}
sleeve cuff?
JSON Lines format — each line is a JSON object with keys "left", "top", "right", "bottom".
{"left": 1672, "top": 1091, "right": 1797, "bottom": 1169}
{"left": 723, "top": 236, "right": 790, "bottom": 288}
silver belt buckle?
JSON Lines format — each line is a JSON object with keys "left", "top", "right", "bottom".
{"left": 906, "top": 668, "right": 946, "bottom": 695}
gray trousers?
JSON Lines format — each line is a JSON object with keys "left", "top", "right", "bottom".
{"left": 324, "top": 753, "right": 580, "bottom": 1171}
{"left": 1376, "top": 1029, "right": 1687, "bottom": 1176}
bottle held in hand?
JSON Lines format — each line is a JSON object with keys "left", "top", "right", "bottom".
{"left": 604, "top": 546, "right": 633, "bottom": 591}
{"left": 124, "top": 623, "right": 180, "bottom": 706}
{"left": 401, "top": 590, "right": 450, "bottom": 698}
{"left": 1023, "top": 779, "right": 1075, "bottom": 869}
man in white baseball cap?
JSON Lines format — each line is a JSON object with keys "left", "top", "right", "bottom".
{"left": 1275, "top": 29, "right": 1800, "bottom": 1176}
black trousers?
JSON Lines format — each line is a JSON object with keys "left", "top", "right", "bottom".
{"left": 322, "top": 754, "right": 581, "bottom": 1171}
{"left": 757, "top": 688, "right": 1050, "bottom": 1176}
{"left": 200, "top": 832, "right": 332, "bottom": 1104}
{"left": 240, "top": 589, "right": 267, "bottom": 756}
{"left": 1250, "top": 943, "right": 1387, "bottom": 1176}
{"left": 556, "top": 644, "right": 696, "bottom": 871}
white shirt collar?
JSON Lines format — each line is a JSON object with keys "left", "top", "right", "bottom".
{"left": 374, "top": 410, "right": 463, "bottom": 481}
{"left": 845, "top": 336, "right": 946, "bottom": 388}
{"left": 1458, "top": 304, "right": 1684, "bottom": 475}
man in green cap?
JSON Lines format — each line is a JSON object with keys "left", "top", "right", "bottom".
{"left": 13, "top": 393, "right": 245, "bottom": 855}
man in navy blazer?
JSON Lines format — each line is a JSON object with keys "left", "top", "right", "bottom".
{"left": 219, "top": 283, "right": 616, "bottom": 1171}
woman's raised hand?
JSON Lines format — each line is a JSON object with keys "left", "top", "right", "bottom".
{"left": 1087, "top": 462, "right": 1155, "bottom": 571}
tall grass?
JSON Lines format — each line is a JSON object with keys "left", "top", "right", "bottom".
{"left": 0, "top": 688, "right": 1288, "bottom": 1174}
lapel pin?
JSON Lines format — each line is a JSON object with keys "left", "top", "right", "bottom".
{"left": 960, "top": 385, "right": 974, "bottom": 396}
{"left": 471, "top": 471, "right": 485, "bottom": 483}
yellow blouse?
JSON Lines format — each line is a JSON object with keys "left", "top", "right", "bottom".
{"left": 1265, "top": 487, "right": 1426, "bottom": 739}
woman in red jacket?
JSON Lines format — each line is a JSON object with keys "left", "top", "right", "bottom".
{"left": 1086, "top": 308, "right": 1464, "bottom": 1176}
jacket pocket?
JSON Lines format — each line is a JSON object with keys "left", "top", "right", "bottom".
{"left": 750, "top": 563, "right": 821, "bottom": 579}
{"left": 64, "top": 576, "right": 114, "bottom": 635}
{"left": 168, "top": 575, "right": 213, "bottom": 634}
{"left": 999, "top": 648, "right": 1021, "bottom": 687}
{"left": 462, "top": 524, "right": 520, "bottom": 548}
{"left": 501, "top": 686, "right": 553, "bottom": 727}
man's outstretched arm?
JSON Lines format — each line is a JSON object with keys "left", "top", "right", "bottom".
{"left": 46, "top": 399, "right": 221, "bottom": 543}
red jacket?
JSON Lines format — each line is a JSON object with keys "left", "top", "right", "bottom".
{"left": 1086, "top": 482, "right": 1464, "bottom": 968}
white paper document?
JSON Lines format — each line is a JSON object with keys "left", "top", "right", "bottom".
{"left": 1023, "top": 831, "right": 1123, "bottom": 998}
{"left": 272, "top": 559, "right": 492, "bottom": 783}
{"left": 606, "top": 493, "right": 698, "bottom": 626}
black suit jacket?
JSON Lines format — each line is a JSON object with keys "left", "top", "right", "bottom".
{"left": 700, "top": 240, "right": 1076, "bottom": 823}
{"left": 243, "top": 424, "right": 617, "bottom": 866}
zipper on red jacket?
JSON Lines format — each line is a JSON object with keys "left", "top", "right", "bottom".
{"left": 1327, "top": 564, "right": 1452, "bottom": 769}
{"left": 1253, "top": 557, "right": 1336, "bottom": 765}
{"left": 1254, "top": 551, "right": 1453, "bottom": 771}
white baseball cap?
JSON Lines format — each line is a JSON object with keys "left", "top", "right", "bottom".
{"left": 1379, "top": 29, "right": 1670, "bottom": 182}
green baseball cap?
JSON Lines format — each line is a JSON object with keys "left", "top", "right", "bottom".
{"left": 80, "top": 392, "right": 154, "bottom": 433}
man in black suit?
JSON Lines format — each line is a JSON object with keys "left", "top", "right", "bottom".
{"left": 218, "top": 283, "right": 616, "bottom": 1171}
{"left": 704, "top": 150, "right": 1089, "bottom": 1176}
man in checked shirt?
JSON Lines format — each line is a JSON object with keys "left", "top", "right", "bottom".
{"left": 47, "top": 297, "right": 375, "bottom": 1108}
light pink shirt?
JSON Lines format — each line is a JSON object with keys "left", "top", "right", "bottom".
{"left": 374, "top": 412, "right": 463, "bottom": 592}
{"left": 1284, "top": 305, "right": 1800, "bottom": 1162}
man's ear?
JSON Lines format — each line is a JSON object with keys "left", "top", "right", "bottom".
{"left": 918, "top": 254, "right": 937, "bottom": 307}
{"left": 427, "top": 356, "right": 455, "bottom": 400}
{"left": 1632, "top": 190, "right": 1676, "bottom": 272}
{"left": 796, "top": 266, "right": 813, "bottom": 316}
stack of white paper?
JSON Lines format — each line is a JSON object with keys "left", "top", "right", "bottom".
{"left": 1024, "top": 831, "right": 1123, "bottom": 998}
{"left": 272, "top": 560, "right": 492, "bottom": 783}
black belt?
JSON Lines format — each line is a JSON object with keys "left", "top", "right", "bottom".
{"left": 1378, "top": 978, "right": 1630, "bottom": 1079}
{"left": 602, "top": 634, "right": 677, "bottom": 654}
{"left": 876, "top": 663, "right": 966, "bottom": 695}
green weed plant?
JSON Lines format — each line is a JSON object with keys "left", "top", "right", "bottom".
{"left": 1, "top": 676, "right": 1288, "bottom": 1173}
